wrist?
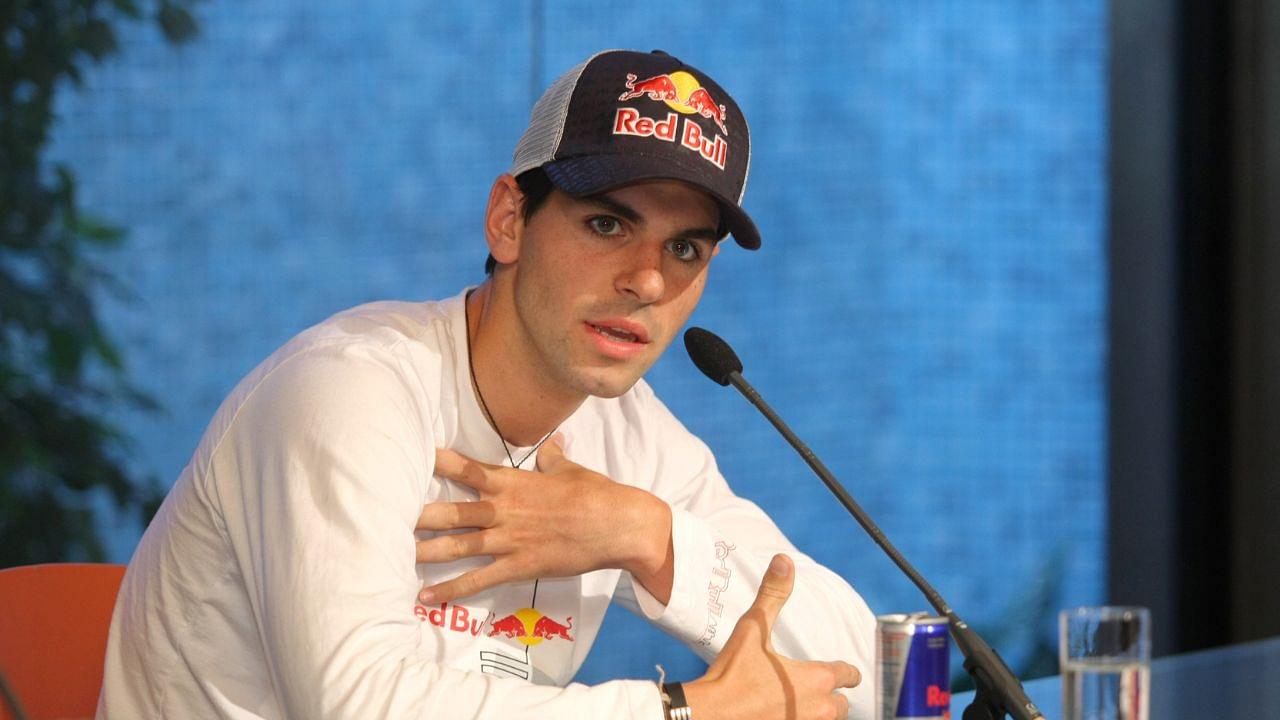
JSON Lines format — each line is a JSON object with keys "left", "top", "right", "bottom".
{"left": 618, "top": 488, "right": 673, "bottom": 580}
{"left": 679, "top": 678, "right": 720, "bottom": 720}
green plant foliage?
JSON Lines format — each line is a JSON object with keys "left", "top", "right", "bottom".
{"left": 0, "top": 0, "right": 199, "bottom": 566}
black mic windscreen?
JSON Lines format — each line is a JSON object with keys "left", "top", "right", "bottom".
{"left": 683, "top": 327, "right": 743, "bottom": 386}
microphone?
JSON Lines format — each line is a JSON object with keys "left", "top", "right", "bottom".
{"left": 683, "top": 327, "right": 741, "bottom": 385}
{"left": 683, "top": 326, "right": 1045, "bottom": 720}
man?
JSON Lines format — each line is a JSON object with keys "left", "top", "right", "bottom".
{"left": 99, "top": 49, "right": 877, "bottom": 719}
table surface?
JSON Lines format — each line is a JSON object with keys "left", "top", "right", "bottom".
{"left": 950, "top": 634, "right": 1280, "bottom": 718}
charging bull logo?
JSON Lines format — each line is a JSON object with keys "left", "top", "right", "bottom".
{"left": 614, "top": 70, "right": 730, "bottom": 170}
{"left": 487, "top": 607, "right": 574, "bottom": 646}
{"left": 619, "top": 72, "right": 729, "bottom": 135}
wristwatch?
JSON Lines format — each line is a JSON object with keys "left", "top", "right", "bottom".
{"left": 660, "top": 681, "right": 692, "bottom": 720}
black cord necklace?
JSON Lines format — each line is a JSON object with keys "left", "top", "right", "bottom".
{"left": 464, "top": 292, "right": 548, "bottom": 653}
{"left": 464, "top": 294, "right": 556, "bottom": 469}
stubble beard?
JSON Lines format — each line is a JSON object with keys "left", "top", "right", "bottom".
{"left": 512, "top": 288, "right": 659, "bottom": 402}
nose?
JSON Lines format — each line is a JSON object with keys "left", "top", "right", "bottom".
{"left": 615, "top": 242, "right": 665, "bottom": 304}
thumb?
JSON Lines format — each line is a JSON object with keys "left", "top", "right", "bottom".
{"left": 535, "top": 432, "right": 570, "bottom": 472}
{"left": 749, "top": 554, "right": 795, "bottom": 628}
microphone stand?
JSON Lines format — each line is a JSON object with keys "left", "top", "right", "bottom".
{"left": 722, "top": 369, "right": 1045, "bottom": 720}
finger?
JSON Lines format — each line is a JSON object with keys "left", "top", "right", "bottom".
{"left": 748, "top": 554, "right": 795, "bottom": 627}
{"left": 824, "top": 660, "right": 862, "bottom": 690}
{"left": 415, "top": 530, "right": 493, "bottom": 563}
{"left": 831, "top": 693, "right": 850, "bottom": 719}
{"left": 433, "top": 448, "right": 496, "bottom": 492}
{"left": 418, "top": 560, "right": 513, "bottom": 605}
{"left": 416, "top": 501, "right": 497, "bottom": 530}
{"left": 534, "top": 433, "right": 572, "bottom": 473}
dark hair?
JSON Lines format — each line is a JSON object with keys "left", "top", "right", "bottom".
{"left": 484, "top": 168, "right": 555, "bottom": 274}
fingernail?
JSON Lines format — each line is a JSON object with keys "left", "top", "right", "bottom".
{"left": 769, "top": 555, "right": 790, "bottom": 577}
{"left": 418, "top": 589, "right": 435, "bottom": 604}
{"left": 551, "top": 432, "right": 567, "bottom": 449}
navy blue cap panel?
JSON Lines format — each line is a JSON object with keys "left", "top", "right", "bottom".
{"left": 551, "top": 51, "right": 750, "bottom": 212}
{"left": 544, "top": 153, "right": 760, "bottom": 249}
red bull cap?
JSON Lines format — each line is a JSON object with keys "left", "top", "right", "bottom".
{"left": 510, "top": 49, "right": 760, "bottom": 250}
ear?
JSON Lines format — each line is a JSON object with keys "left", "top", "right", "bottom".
{"left": 484, "top": 174, "right": 524, "bottom": 266}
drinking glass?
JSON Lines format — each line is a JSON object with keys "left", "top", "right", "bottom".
{"left": 1059, "top": 606, "right": 1150, "bottom": 720}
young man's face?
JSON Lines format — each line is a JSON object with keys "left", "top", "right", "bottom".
{"left": 505, "top": 178, "right": 722, "bottom": 400}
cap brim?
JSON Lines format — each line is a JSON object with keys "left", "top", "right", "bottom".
{"left": 542, "top": 154, "right": 761, "bottom": 250}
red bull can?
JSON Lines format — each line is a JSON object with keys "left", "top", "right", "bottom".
{"left": 876, "top": 613, "right": 951, "bottom": 720}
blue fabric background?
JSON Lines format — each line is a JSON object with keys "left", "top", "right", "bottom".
{"left": 49, "top": 1, "right": 1106, "bottom": 687}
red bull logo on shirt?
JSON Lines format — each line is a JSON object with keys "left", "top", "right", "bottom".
{"left": 416, "top": 602, "right": 575, "bottom": 647}
{"left": 415, "top": 601, "right": 491, "bottom": 637}
{"left": 487, "top": 607, "right": 575, "bottom": 646}
{"left": 615, "top": 71, "right": 729, "bottom": 170}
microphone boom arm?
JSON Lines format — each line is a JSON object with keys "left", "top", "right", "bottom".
{"left": 722, "top": 369, "right": 1046, "bottom": 720}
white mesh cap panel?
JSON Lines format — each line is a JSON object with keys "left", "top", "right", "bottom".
{"left": 510, "top": 50, "right": 613, "bottom": 176}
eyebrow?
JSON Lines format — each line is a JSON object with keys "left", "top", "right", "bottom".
{"left": 579, "top": 192, "right": 722, "bottom": 244}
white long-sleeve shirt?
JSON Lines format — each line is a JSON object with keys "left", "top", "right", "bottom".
{"left": 98, "top": 290, "right": 877, "bottom": 719}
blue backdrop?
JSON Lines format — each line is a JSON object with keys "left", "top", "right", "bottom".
{"left": 49, "top": 1, "right": 1106, "bottom": 687}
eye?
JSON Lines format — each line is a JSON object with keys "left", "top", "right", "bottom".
{"left": 587, "top": 216, "right": 623, "bottom": 236}
{"left": 668, "top": 239, "right": 702, "bottom": 262}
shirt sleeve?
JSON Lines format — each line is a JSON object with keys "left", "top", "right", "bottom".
{"left": 611, "top": 396, "right": 878, "bottom": 720}
{"left": 209, "top": 344, "right": 665, "bottom": 719}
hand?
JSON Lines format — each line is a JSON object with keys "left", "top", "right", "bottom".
{"left": 682, "top": 554, "right": 861, "bottom": 720}
{"left": 416, "top": 437, "right": 674, "bottom": 604}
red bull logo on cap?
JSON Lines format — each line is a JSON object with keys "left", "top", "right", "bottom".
{"left": 487, "top": 607, "right": 575, "bottom": 646}
{"left": 619, "top": 72, "right": 729, "bottom": 135}
{"left": 614, "top": 71, "right": 729, "bottom": 170}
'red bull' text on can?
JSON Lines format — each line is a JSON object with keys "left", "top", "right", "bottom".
{"left": 876, "top": 613, "right": 952, "bottom": 720}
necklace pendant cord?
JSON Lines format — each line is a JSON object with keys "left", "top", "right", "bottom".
{"left": 463, "top": 294, "right": 558, "bottom": 470}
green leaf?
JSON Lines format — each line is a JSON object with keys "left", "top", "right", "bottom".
{"left": 53, "top": 164, "right": 76, "bottom": 205}
{"left": 91, "top": 331, "right": 125, "bottom": 372}
{"left": 46, "top": 326, "right": 87, "bottom": 382}
{"left": 80, "top": 19, "right": 119, "bottom": 60}
{"left": 72, "top": 214, "right": 127, "bottom": 246}
{"left": 158, "top": 3, "right": 199, "bottom": 43}
{"left": 111, "top": 0, "right": 144, "bottom": 19}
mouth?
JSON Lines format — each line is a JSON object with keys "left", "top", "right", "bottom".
{"left": 586, "top": 317, "right": 651, "bottom": 345}
{"left": 584, "top": 319, "right": 652, "bottom": 360}
{"left": 588, "top": 324, "right": 646, "bottom": 344}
